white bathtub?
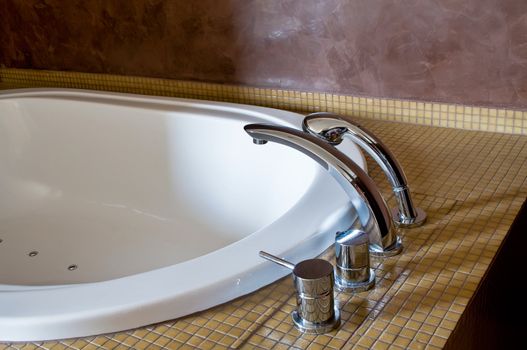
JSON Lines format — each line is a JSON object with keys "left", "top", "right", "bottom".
{"left": 0, "top": 89, "right": 365, "bottom": 341}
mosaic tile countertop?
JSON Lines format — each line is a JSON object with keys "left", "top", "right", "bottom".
{"left": 1, "top": 120, "right": 526, "bottom": 350}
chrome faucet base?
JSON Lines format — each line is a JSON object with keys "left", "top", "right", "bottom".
{"left": 335, "top": 268, "right": 375, "bottom": 293}
{"left": 292, "top": 308, "right": 340, "bottom": 334}
{"left": 392, "top": 207, "right": 427, "bottom": 228}
{"left": 369, "top": 236, "right": 403, "bottom": 257}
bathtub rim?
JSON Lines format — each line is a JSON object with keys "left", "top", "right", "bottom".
{"left": 0, "top": 88, "right": 366, "bottom": 341}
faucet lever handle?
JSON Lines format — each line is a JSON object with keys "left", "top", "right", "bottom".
{"left": 259, "top": 251, "right": 295, "bottom": 270}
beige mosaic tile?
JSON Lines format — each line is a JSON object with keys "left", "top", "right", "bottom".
{"left": 1, "top": 68, "right": 527, "bottom": 135}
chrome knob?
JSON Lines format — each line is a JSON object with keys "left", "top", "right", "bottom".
{"left": 335, "top": 229, "right": 375, "bottom": 292}
{"left": 259, "top": 251, "right": 340, "bottom": 334}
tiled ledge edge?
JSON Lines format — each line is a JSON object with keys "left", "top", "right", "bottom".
{"left": 1, "top": 68, "right": 526, "bottom": 135}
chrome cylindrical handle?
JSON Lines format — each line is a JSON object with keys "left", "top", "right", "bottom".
{"left": 335, "top": 229, "right": 376, "bottom": 292}
{"left": 293, "top": 259, "right": 336, "bottom": 324}
{"left": 259, "top": 252, "right": 340, "bottom": 334}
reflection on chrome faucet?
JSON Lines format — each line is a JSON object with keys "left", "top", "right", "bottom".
{"left": 244, "top": 123, "right": 402, "bottom": 257}
{"left": 303, "top": 112, "right": 426, "bottom": 228}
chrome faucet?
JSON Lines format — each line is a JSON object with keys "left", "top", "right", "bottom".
{"left": 244, "top": 123, "right": 402, "bottom": 257}
{"left": 303, "top": 112, "right": 426, "bottom": 228}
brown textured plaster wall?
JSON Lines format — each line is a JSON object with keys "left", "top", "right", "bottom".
{"left": 1, "top": 0, "right": 527, "bottom": 108}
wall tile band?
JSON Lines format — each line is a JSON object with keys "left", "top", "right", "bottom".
{"left": 1, "top": 68, "right": 526, "bottom": 135}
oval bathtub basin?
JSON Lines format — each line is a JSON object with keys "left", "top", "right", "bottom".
{"left": 0, "top": 88, "right": 365, "bottom": 341}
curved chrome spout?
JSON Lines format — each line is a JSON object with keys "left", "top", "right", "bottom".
{"left": 303, "top": 112, "right": 426, "bottom": 228}
{"left": 244, "top": 123, "right": 402, "bottom": 257}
